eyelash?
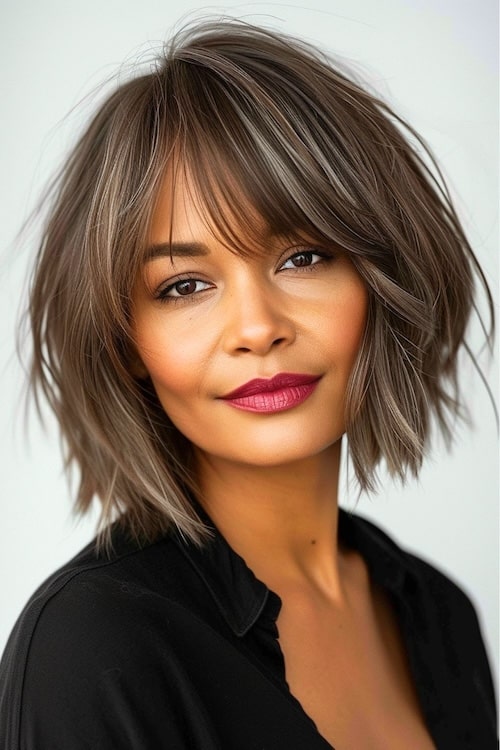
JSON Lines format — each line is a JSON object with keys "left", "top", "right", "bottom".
{"left": 154, "top": 248, "right": 335, "bottom": 304}
{"left": 155, "top": 274, "right": 213, "bottom": 303}
{"left": 278, "top": 249, "right": 332, "bottom": 272}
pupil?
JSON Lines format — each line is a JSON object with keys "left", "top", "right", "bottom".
{"left": 294, "top": 252, "right": 311, "bottom": 266}
{"left": 177, "top": 280, "right": 196, "bottom": 295}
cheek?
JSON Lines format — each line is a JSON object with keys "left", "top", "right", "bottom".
{"left": 322, "top": 279, "right": 368, "bottom": 368}
{"left": 143, "top": 352, "right": 189, "bottom": 399}
{"left": 133, "top": 313, "right": 206, "bottom": 401}
{"left": 134, "top": 314, "right": 187, "bottom": 387}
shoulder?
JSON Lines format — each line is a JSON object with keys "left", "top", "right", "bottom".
{"left": 346, "top": 511, "right": 497, "bottom": 724}
{"left": 347, "top": 510, "right": 485, "bottom": 627}
{"left": 1, "top": 527, "right": 178, "bottom": 664}
{"left": 0, "top": 526, "right": 208, "bottom": 749}
{"left": 357, "top": 512, "right": 480, "bottom": 608}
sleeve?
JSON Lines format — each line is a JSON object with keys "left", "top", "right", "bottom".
{"left": 0, "top": 575, "right": 212, "bottom": 750}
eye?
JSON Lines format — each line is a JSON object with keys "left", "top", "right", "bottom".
{"left": 157, "top": 277, "right": 212, "bottom": 300}
{"left": 279, "top": 249, "right": 329, "bottom": 271}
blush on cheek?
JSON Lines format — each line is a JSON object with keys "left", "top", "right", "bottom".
{"left": 329, "top": 285, "right": 368, "bottom": 358}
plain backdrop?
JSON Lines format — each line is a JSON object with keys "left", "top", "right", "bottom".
{"left": 1, "top": 0, "right": 498, "bottom": 691}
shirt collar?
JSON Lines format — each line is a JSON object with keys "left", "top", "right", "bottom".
{"left": 172, "top": 503, "right": 271, "bottom": 637}
{"left": 338, "top": 509, "right": 414, "bottom": 592}
{"left": 172, "top": 506, "right": 420, "bottom": 637}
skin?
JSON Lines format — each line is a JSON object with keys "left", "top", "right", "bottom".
{"left": 132, "top": 171, "right": 436, "bottom": 749}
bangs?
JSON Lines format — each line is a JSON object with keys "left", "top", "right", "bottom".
{"left": 159, "top": 36, "right": 384, "bottom": 261}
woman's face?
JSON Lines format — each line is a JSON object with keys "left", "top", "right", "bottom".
{"left": 132, "top": 172, "right": 368, "bottom": 469}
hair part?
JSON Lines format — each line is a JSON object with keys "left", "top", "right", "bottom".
{"left": 26, "top": 18, "right": 494, "bottom": 548}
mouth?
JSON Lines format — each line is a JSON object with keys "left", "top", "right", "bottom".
{"left": 219, "top": 372, "right": 321, "bottom": 413}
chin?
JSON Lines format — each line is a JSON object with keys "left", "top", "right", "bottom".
{"left": 196, "top": 431, "right": 344, "bottom": 470}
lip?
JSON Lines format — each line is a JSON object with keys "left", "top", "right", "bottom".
{"left": 220, "top": 372, "right": 321, "bottom": 413}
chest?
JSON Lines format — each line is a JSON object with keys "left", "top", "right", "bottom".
{"left": 276, "top": 586, "right": 437, "bottom": 750}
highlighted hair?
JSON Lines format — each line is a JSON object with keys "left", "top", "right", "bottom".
{"left": 27, "top": 19, "right": 494, "bottom": 546}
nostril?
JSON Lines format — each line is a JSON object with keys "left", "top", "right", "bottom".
{"left": 222, "top": 304, "right": 296, "bottom": 355}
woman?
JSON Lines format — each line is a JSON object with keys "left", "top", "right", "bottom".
{"left": 0, "top": 18, "right": 496, "bottom": 749}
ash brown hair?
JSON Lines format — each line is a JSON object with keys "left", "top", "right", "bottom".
{"left": 27, "top": 19, "right": 494, "bottom": 546}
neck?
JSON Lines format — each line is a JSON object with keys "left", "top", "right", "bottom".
{"left": 195, "top": 441, "right": 345, "bottom": 598}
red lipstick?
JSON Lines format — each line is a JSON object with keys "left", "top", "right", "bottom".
{"left": 220, "top": 373, "right": 321, "bottom": 413}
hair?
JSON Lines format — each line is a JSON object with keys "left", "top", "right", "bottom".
{"left": 26, "top": 18, "right": 494, "bottom": 547}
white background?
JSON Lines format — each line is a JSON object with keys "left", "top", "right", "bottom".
{"left": 1, "top": 0, "right": 498, "bottom": 691}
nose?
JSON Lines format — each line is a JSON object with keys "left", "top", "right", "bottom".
{"left": 221, "top": 277, "right": 296, "bottom": 356}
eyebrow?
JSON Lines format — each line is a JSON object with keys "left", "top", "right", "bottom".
{"left": 143, "top": 242, "right": 210, "bottom": 262}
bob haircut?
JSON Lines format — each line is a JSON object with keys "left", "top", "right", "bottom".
{"left": 28, "top": 19, "right": 493, "bottom": 547}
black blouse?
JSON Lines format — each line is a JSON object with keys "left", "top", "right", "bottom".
{"left": 0, "top": 509, "right": 497, "bottom": 749}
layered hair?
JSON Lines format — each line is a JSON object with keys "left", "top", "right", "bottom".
{"left": 27, "top": 19, "right": 493, "bottom": 546}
